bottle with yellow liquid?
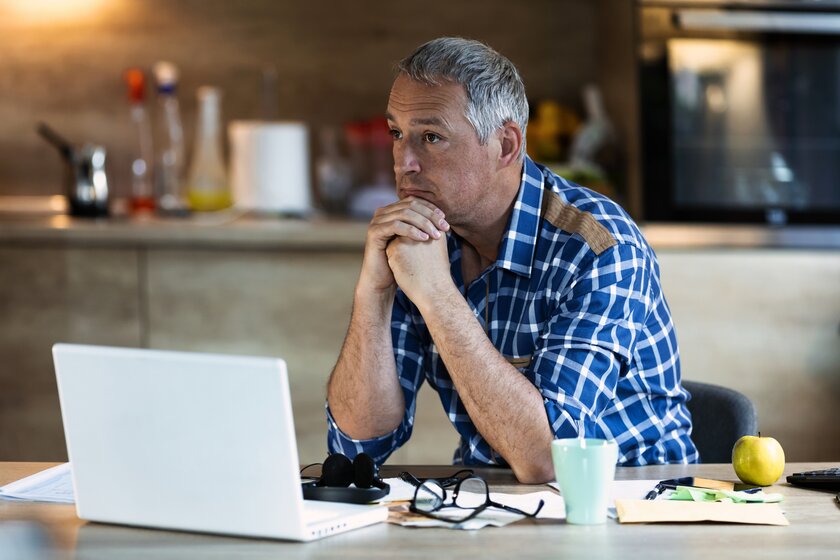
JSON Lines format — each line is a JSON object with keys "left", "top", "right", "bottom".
{"left": 187, "top": 86, "right": 231, "bottom": 211}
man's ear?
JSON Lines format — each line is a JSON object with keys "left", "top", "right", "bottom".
{"left": 496, "top": 121, "right": 523, "bottom": 169}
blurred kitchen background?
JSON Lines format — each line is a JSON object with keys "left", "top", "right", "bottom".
{"left": 1, "top": 0, "right": 839, "bottom": 465}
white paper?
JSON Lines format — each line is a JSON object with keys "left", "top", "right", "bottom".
{"left": 388, "top": 488, "right": 564, "bottom": 530}
{"left": 0, "top": 463, "right": 74, "bottom": 504}
{"left": 492, "top": 490, "right": 565, "bottom": 519}
{"left": 397, "top": 506, "right": 522, "bottom": 530}
{"left": 608, "top": 479, "right": 665, "bottom": 501}
{"left": 379, "top": 477, "right": 421, "bottom": 503}
{"left": 548, "top": 478, "right": 663, "bottom": 503}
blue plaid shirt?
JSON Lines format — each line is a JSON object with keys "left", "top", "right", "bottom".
{"left": 328, "top": 156, "right": 698, "bottom": 466}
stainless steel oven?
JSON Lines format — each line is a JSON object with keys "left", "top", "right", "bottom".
{"left": 639, "top": 0, "right": 840, "bottom": 224}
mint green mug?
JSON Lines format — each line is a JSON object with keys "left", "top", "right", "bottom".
{"left": 551, "top": 438, "right": 618, "bottom": 524}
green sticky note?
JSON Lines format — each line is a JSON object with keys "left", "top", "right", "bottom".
{"left": 669, "top": 486, "right": 717, "bottom": 502}
{"left": 668, "top": 486, "right": 783, "bottom": 504}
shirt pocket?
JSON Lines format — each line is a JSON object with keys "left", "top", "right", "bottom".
{"left": 504, "top": 354, "right": 533, "bottom": 372}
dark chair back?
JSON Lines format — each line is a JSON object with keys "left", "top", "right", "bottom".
{"left": 682, "top": 380, "right": 758, "bottom": 464}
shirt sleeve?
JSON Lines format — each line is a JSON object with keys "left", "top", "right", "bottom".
{"left": 326, "top": 289, "right": 426, "bottom": 464}
{"left": 526, "top": 243, "right": 652, "bottom": 440}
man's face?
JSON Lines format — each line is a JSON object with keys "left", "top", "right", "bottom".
{"left": 386, "top": 74, "right": 499, "bottom": 226}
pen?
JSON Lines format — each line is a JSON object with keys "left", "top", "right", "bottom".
{"left": 645, "top": 483, "right": 666, "bottom": 500}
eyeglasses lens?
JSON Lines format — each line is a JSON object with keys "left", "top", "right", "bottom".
{"left": 454, "top": 477, "right": 488, "bottom": 509}
{"left": 414, "top": 481, "right": 445, "bottom": 513}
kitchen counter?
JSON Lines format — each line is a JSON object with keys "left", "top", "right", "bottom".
{"left": 0, "top": 212, "right": 370, "bottom": 251}
{"left": 642, "top": 222, "right": 840, "bottom": 250}
{"left": 1, "top": 211, "right": 839, "bottom": 250}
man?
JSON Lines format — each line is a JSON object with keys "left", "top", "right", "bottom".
{"left": 326, "top": 37, "right": 697, "bottom": 483}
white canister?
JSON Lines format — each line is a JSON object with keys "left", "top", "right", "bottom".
{"left": 228, "top": 121, "right": 312, "bottom": 214}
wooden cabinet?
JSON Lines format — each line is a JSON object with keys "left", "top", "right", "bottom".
{"left": 0, "top": 239, "right": 458, "bottom": 464}
{"left": 0, "top": 247, "right": 141, "bottom": 460}
{"left": 1, "top": 222, "right": 838, "bottom": 463}
{"left": 657, "top": 249, "right": 840, "bottom": 461}
{"left": 141, "top": 248, "right": 450, "bottom": 464}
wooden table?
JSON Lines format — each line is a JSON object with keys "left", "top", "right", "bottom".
{"left": 1, "top": 462, "right": 838, "bottom": 559}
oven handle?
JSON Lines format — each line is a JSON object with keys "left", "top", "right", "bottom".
{"left": 676, "top": 9, "right": 840, "bottom": 34}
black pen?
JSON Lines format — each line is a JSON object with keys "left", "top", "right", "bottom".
{"left": 645, "top": 483, "right": 666, "bottom": 500}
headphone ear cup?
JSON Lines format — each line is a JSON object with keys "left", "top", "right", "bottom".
{"left": 353, "top": 453, "right": 377, "bottom": 489}
{"left": 321, "top": 454, "right": 353, "bottom": 487}
{"left": 302, "top": 452, "right": 390, "bottom": 503}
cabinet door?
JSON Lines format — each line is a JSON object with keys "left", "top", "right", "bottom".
{"left": 657, "top": 250, "right": 840, "bottom": 461}
{"left": 0, "top": 247, "right": 141, "bottom": 460}
{"left": 145, "top": 249, "right": 458, "bottom": 464}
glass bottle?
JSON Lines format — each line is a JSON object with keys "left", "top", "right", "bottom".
{"left": 124, "top": 68, "right": 155, "bottom": 213}
{"left": 187, "top": 86, "right": 231, "bottom": 211}
{"left": 316, "top": 126, "right": 352, "bottom": 214}
{"left": 153, "top": 61, "right": 188, "bottom": 215}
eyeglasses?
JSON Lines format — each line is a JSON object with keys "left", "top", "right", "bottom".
{"left": 398, "top": 469, "right": 475, "bottom": 489}
{"left": 409, "top": 474, "right": 544, "bottom": 525}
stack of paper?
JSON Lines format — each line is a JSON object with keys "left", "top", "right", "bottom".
{"left": 613, "top": 482, "right": 789, "bottom": 526}
{"left": 0, "top": 463, "right": 74, "bottom": 504}
{"left": 381, "top": 477, "right": 565, "bottom": 530}
{"left": 614, "top": 499, "right": 789, "bottom": 526}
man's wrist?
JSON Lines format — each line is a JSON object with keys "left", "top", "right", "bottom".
{"left": 413, "top": 281, "right": 462, "bottom": 318}
{"left": 354, "top": 281, "right": 396, "bottom": 320}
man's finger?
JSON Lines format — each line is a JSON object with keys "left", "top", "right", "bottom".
{"left": 368, "top": 219, "right": 430, "bottom": 245}
{"left": 372, "top": 207, "right": 446, "bottom": 240}
{"left": 378, "top": 196, "right": 444, "bottom": 223}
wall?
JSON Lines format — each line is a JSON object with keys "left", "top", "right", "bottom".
{"left": 658, "top": 249, "right": 840, "bottom": 462}
{"left": 0, "top": 0, "right": 598, "bottom": 200}
{"left": 596, "top": 0, "right": 641, "bottom": 218}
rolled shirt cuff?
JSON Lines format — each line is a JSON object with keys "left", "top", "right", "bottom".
{"left": 325, "top": 402, "right": 404, "bottom": 465}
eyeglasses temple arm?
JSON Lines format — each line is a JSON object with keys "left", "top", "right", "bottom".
{"left": 491, "top": 498, "right": 545, "bottom": 517}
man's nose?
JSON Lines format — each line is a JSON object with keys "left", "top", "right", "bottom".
{"left": 393, "top": 140, "right": 420, "bottom": 177}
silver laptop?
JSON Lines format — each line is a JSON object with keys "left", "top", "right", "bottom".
{"left": 52, "top": 343, "right": 387, "bottom": 541}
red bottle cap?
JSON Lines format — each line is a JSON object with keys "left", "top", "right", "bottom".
{"left": 124, "top": 68, "right": 146, "bottom": 103}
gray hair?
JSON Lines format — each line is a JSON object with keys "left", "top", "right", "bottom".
{"left": 396, "top": 37, "right": 528, "bottom": 160}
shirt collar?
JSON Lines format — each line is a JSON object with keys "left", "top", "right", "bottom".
{"left": 494, "top": 156, "right": 545, "bottom": 278}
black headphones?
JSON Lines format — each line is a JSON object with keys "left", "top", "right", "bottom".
{"left": 301, "top": 453, "right": 390, "bottom": 504}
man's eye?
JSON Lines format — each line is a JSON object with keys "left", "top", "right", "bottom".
{"left": 423, "top": 133, "right": 441, "bottom": 144}
{"left": 390, "top": 129, "right": 402, "bottom": 140}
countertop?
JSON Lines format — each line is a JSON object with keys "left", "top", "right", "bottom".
{"left": 1, "top": 207, "right": 839, "bottom": 251}
{"left": 0, "top": 211, "right": 370, "bottom": 251}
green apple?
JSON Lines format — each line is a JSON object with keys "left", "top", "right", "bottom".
{"left": 732, "top": 433, "right": 785, "bottom": 486}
